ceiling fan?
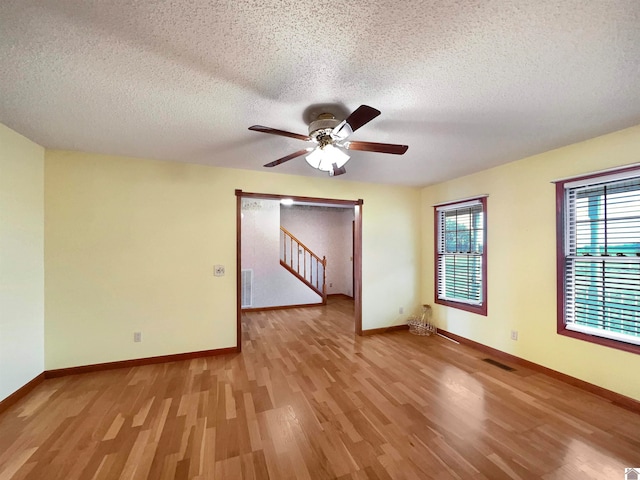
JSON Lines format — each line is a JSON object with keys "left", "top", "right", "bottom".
{"left": 248, "top": 105, "right": 408, "bottom": 177}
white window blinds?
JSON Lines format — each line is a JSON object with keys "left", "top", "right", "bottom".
{"left": 564, "top": 176, "right": 640, "bottom": 345}
{"left": 436, "top": 201, "right": 484, "bottom": 305}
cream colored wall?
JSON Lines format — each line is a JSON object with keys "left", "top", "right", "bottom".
{"left": 45, "top": 151, "right": 421, "bottom": 369}
{"left": 0, "top": 124, "right": 45, "bottom": 402}
{"left": 421, "top": 124, "right": 640, "bottom": 401}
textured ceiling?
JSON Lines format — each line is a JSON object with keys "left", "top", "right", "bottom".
{"left": 1, "top": 1, "right": 640, "bottom": 187}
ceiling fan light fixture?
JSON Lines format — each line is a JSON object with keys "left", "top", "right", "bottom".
{"left": 305, "top": 144, "right": 350, "bottom": 173}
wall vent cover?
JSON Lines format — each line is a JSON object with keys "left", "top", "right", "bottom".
{"left": 241, "top": 269, "right": 253, "bottom": 308}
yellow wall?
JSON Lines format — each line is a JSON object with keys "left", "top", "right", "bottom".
{"left": 45, "top": 151, "right": 422, "bottom": 369}
{"left": 0, "top": 124, "right": 44, "bottom": 402}
{"left": 421, "top": 124, "right": 640, "bottom": 401}
{"left": 12, "top": 121, "right": 639, "bottom": 402}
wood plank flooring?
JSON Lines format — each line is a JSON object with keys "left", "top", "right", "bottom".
{"left": 2, "top": 296, "right": 640, "bottom": 479}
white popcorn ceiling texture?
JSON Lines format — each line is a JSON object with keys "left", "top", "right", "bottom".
{"left": 1, "top": 0, "right": 639, "bottom": 186}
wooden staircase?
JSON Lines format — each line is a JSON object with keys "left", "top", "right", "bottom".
{"left": 280, "top": 226, "right": 327, "bottom": 304}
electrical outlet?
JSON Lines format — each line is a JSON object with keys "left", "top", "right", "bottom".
{"left": 399, "top": 307, "right": 404, "bottom": 314}
{"left": 329, "top": 282, "right": 333, "bottom": 287}
{"left": 510, "top": 330, "right": 518, "bottom": 341}
{"left": 134, "top": 332, "right": 142, "bottom": 342}
{"left": 214, "top": 265, "right": 225, "bottom": 276}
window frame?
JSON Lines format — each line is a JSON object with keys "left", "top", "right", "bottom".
{"left": 556, "top": 165, "right": 640, "bottom": 355}
{"left": 434, "top": 196, "right": 488, "bottom": 316}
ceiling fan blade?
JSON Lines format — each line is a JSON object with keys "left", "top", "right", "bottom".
{"left": 264, "top": 149, "right": 310, "bottom": 167}
{"left": 249, "top": 125, "right": 311, "bottom": 142}
{"left": 330, "top": 163, "right": 347, "bottom": 176}
{"left": 344, "top": 105, "right": 381, "bottom": 132}
{"left": 345, "top": 141, "right": 408, "bottom": 155}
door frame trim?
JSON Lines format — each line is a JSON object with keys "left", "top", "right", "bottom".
{"left": 235, "top": 190, "right": 363, "bottom": 350}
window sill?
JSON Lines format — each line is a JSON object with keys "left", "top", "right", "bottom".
{"left": 557, "top": 326, "right": 640, "bottom": 356}
{"left": 435, "top": 298, "right": 487, "bottom": 316}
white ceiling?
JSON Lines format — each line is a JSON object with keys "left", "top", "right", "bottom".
{"left": 1, "top": 1, "right": 639, "bottom": 187}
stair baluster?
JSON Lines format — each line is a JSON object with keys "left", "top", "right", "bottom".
{"left": 280, "top": 226, "right": 327, "bottom": 304}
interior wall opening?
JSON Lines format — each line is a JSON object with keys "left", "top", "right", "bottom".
{"left": 235, "top": 191, "right": 363, "bottom": 351}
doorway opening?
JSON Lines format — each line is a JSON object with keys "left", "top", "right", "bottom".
{"left": 235, "top": 190, "right": 363, "bottom": 351}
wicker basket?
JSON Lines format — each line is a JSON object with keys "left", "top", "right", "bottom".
{"left": 407, "top": 304, "right": 436, "bottom": 336}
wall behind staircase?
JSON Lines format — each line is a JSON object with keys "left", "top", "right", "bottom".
{"left": 241, "top": 199, "right": 321, "bottom": 308}
{"left": 280, "top": 205, "right": 354, "bottom": 297}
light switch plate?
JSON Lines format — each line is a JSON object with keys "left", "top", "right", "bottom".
{"left": 214, "top": 265, "right": 225, "bottom": 276}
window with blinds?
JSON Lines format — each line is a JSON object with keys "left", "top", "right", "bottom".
{"left": 560, "top": 169, "right": 640, "bottom": 349}
{"left": 435, "top": 197, "right": 487, "bottom": 315}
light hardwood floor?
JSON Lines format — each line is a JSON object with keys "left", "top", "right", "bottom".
{"left": 1, "top": 296, "right": 640, "bottom": 479}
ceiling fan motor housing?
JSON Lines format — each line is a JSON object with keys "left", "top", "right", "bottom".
{"left": 308, "top": 113, "right": 341, "bottom": 147}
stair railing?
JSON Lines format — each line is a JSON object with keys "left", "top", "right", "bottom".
{"left": 280, "top": 226, "right": 327, "bottom": 303}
